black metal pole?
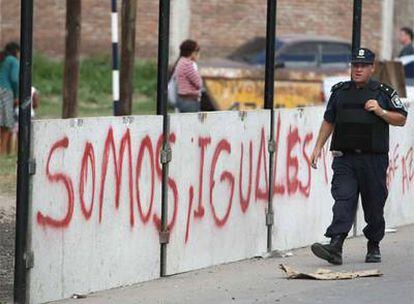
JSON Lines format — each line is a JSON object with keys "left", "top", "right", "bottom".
{"left": 156, "top": 0, "right": 170, "bottom": 116}
{"left": 14, "top": 0, "right": 34, "bottom": 303}
{"left": 351, "top": 0, "right": 362, "bottom": 55}
{"left": 351, "top": 0, "right": 362, "bottom": 238}
{"left": 264, "top": 0, "right": 277, "bottom": 253}
{"left": 156, "top": 0, "right": 171, "bottom": 277}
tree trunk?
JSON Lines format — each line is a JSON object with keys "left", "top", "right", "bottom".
{"left": 62, "top": 0, "right": 81, "bottom": 118}
{"left": 119, "top": 0, "right": 137, "bottom": 116}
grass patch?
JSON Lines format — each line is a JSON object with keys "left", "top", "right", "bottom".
{"left": 0, "top": 154, "right": 16, "bottom": 195}
{"left": 32, "top": 53, "right": 158, "bottom": 119}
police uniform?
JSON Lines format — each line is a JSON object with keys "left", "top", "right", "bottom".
{"left": 324, "top": 79, "right": 407, "bottom": 242}
{"left": 311, "top": 48, "right": 408, "bottom": 265}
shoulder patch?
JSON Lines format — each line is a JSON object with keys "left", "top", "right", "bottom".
{"left": 331, "top": 81, "right": 350, "bottom": 92}
{"left": 379, "top": 83, "right": 397, "bottom": 98}
{"left": 391, "top": 94, "right": 407, "bottom": 110}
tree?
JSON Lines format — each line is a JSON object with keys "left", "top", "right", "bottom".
{"left": 119, "top": 0, "right": 138, "bottom": 115}
{"left": 62, "top": 0, "right": 81, "bottom": 118}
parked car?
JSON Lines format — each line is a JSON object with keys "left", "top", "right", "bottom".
{"left": 199, "top": 35, "right": 352, "bottom": 110}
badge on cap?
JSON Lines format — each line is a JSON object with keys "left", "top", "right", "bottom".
{"left": 352, "top": 47, "right": 375, "bottom": 63}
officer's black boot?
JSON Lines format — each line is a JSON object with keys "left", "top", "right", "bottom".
{"left": 311, "top": 234, "right": 346, "bottom": 265}
{"left": 365, "top": 241, "right": 381, "bottom": 263}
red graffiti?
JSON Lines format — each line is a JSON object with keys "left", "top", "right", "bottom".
{"left": 255, "top": 128, "right": 269, "bottom": 201}
{"left": 387, "top": 144, "right": 400, "bottom": 188}
{"left": 239, "top": 142, "right": 253, "bottom": 213}
{"left": 38, "top": 111, "right": 414, "bottom": 247}
{"left": 286, "top": 126, "right": 300, "bottom": 195}
{"left": 195, "top": 137, "right": 211, "bottom": 218}
{"left": 209, "top": 139, "right": 235, "bottom": 227}
{"left": 99, "top": 128, "right": 135, "bottom": 226}
{"left": 79, "top": 142, "right": 96, "bottom": 220}
{"left": 300, "top": 133, "right": 313, "bottom": 197}
{"left": 402, "top": 147, "right": 414, "bottom": 194}
{"left": 185, "top": 186, "right": 194, "bottom": 243}
{"left": 41, "top": 129, "right": 180, "bottom": 231}
{"left": 136, "top": 135, "right": 155, "bottom": 223}
{"left": 37, "top": 137, "right": 74, "bottom": 228}
{"left": 286, "top": 127, "right": 313, "bottom": 197}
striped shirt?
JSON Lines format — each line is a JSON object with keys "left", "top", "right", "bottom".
{"left": 175, "top": 57, "right": 202, "bottom": 99}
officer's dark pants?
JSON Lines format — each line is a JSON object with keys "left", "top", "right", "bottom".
{"left": 325, "top": 153, "right": 389, "bottom": 243}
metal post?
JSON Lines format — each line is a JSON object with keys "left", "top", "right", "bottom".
{"left": 156, "top": 0, "right": 171, "bottom": 277}
{"left": 14, "top": 0, "right": 34, "bottom": 302}
{"left": 264, "top": 0, "right": 277, "bottom": 253}
{"left": 111, "top": 0, "right": 120, "bottom": 115}
{"left": 352, "top": 0, "right": 362, "bottom": 55}
{"left": 352, "top": 0, "right": 362, "bottom": 237}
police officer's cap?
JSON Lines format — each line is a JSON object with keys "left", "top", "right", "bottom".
{"left": 351, "top": 48, "right": 375, "bottom": 64}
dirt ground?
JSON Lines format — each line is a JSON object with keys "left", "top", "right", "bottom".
{"left": 0, "top": 193, "right": 15, "bottom": 303}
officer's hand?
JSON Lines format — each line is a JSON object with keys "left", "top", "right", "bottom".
{"left": 310, "top": 148, "right": 321, "bottom": 169}
{"left": 365, "top": 99, "right": 382, "bottom": 116}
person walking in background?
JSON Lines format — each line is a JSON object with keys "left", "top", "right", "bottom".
{"left": 398, "top": 27, "right": 414, "bottom": 57}
{"left": 0, "top": 42, "right": 20, "bottom": 154}
{"left": 172, "top": 40, "right": 202, "bottom": 113}
{"left": 310, "top": 48, "right": 407, "bottom": 265}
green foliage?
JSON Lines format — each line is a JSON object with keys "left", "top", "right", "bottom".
{"left": 32, "top": 54, "right": 63, "bottom": 96}
{"left": 31, "top": 53, "right": 157, "bottom": 118}
{"left": 0, "top": 154, "right": 16, "bottom": 195}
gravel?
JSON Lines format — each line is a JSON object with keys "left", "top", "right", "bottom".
{"left": 0, "top": 195, "right": 15, "bottom": 304}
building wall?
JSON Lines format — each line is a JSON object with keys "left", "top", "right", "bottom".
{"left": 0, "top": 0, "right": 404, "bottom": 59}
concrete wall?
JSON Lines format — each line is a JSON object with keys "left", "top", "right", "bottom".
{"left": 166, "top": 111, "right": 269, "bottom": 275}
{"left": 30, "top": 116, "right": 163, "bottom": 303}
{"left": 29, "top": 105, "right": 413, "bottom": 303}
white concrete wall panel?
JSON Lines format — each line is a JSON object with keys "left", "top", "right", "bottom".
{"left": 271, "top": 107, "right": 334, "bottom": 251}
{"left": 166, "top": 111, "right": 270, "bottom": 275}
{"left": 29, "top": 116, "right": 163, "bottom": 304}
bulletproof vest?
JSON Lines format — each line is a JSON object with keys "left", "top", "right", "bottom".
{"left": 330, "top": 81, "right": 389, "bottom": 153}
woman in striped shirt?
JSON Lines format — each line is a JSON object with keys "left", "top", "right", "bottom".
{"left": 173, "top": 40, "right": 203, "bottom": 112}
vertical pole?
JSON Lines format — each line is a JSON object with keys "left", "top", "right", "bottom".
{"left": 264, "top": 0, "right": 277, "bottom": 253}
{"left": 111, "top": 0, "right": 120, "bottom": 115}
{"left": 14, "top": 0, "right": 33, "bottom": 302}
{"left": 62, "top": 0, "right": 81, "bottom": 118}
{"left": 352, "top": 0, "right": 362, "bottom": 56}
{"left": 119, "top": 0, "right": 137, "bottom": 115}
{"left": 157, "top": 0, "right": 171, "bottom": 277}
{"left": 352, "top": 0, "right": 362, "bottom": 238}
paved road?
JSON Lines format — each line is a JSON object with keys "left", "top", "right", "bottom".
{"left": 49, "top": 225, "right": 414, "bottom": 304}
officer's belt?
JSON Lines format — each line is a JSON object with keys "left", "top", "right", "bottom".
{"left": 332, "top": 150, "right": 388, "bottom": 156}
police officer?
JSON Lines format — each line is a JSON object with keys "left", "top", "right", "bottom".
{"left": 309, "top": 48, "right": 407, "bottom": 265}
